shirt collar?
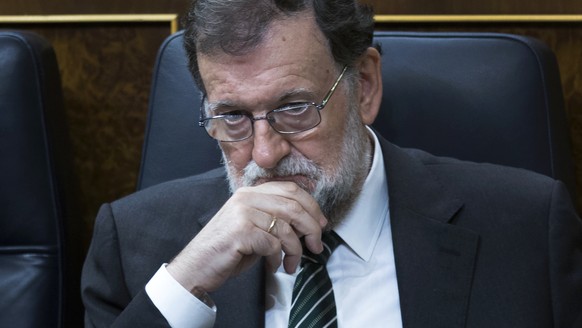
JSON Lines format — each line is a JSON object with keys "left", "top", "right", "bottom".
{"left": 334, "top": 128, "right": 389, "bottom": 262}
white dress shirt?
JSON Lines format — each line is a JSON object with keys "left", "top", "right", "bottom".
{"left": 146, "top": 128, "right": 403, "bottom": 327}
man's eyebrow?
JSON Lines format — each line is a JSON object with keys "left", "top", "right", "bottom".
{"left": 278, "top": 88, "right": 317, "bottom": 103}
{"left": 205, "top": 88, "right": 318, "bottom": 112}
{"left": 205, "top": 100, "right": 238, "bottom": 113}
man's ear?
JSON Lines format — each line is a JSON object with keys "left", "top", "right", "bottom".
{"left": 356, "top": 47, "right": 382, "bottom": 125}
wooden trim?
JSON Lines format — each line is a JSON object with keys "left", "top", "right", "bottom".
{"left": 0, "top": 14, "right": 179, "bottom": 33}
{"left": 374, "top": 15, "right": 582, "bottom": 24}
{"left": 4, "top": 14, "right": 577, "bottom": 31}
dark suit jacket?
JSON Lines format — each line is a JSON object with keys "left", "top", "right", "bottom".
{"left": 81, "top": 137, "right": 582, "bottom": 328}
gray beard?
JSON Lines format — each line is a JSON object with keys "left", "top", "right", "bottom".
{"left": 223, "top": 99, "right": 372, "bottom": 228}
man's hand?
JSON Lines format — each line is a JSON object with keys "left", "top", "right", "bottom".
{"left": 166, "top": 181, "right": 327, "bottom": 295}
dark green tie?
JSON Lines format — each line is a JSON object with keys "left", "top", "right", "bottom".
{"left": 288, "top": 231, "right": 342, "bottom": 328}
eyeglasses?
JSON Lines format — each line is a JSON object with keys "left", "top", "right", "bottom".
{"left": 198, "top": 65, "right": 348, "bottom": 142}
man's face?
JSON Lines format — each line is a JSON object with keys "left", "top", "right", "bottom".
{"left": 197, "top": 15, "right": 371, "bottom": 224}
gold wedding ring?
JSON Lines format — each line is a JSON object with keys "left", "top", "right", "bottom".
{"left": 267, "top": 216, "right": 277, "bottom": 234}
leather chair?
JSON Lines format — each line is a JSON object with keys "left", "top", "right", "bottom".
{"left": 137, "top": 31, "right": 576, "bottom": 200}
{"left": 0, "top": 31, "right": 80, "bottom": 328}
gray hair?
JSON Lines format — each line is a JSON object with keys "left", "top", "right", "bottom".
{"left": 183, "top": 0, "right": 375, "bottom": 93}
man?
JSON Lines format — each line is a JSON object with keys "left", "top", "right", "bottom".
{"left": 81, "top": 0, "right": 582, "bottom": 327}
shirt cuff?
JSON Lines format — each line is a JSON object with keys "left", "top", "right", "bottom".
{"left": 146, "top": 264, "right": 216, "bottom": 328}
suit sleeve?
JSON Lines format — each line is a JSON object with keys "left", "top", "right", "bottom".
{"left": 548, "top": 182, "right": 582, "bottom": 327}
{"left": 81, "top": 203, "right": 171, "bottom": 327}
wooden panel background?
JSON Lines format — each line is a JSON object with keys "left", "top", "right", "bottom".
{"left": 0, "top": 22, "right": 171, "bottom": 240}
{"left": 1, "top": 1, "right": 582, "bottom": 324}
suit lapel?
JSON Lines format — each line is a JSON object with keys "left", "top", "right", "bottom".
{"left": 381, "top": 139, "right": 479, "bottom": 328}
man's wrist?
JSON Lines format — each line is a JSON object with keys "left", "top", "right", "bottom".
{"left": 146, "top": 264, "right": 216, "bottom": 328}
{"left": 191, "top": 286, "right": 215, "bottom": 309}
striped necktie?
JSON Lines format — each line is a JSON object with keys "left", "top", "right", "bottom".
{"left": 288, "top": 231, "right": 342, "bottom": 328}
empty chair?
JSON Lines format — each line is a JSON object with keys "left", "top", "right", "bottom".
{"left": 0, "top": 30, "right": 80, "bottom": 328}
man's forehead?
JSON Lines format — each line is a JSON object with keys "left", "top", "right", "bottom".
{"left": 197, "top": 15, "right": 334, "bottom": 90}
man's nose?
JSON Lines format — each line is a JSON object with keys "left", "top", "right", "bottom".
{"left": 251, "top": 119, "right": 291, "bottom": 169}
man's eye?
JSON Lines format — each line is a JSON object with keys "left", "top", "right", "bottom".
{"left": 279, "top": 104, "right": 311, "bottom": 116}
{"left": 222, "top": 114, "right": 244, "bottom": 121}
{"left": 218, "top": 110, "right": 245, "bottom": 119}
{"left": 222, "top": 113, "right": 246, "bottom": 124}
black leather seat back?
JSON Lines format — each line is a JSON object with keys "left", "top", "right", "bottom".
{"left": 0, "top": 31, "right": 70, "bottom": 328}
{"left": 138, "top": 31, "right": 220, "bottom": 190}
{"left": 374, "top": 32, "right": 574, "bottom": 195}
{"left": 137, "top": 31, "right": 575, "bottom": 198}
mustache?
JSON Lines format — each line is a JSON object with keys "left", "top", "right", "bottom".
{"left": 241, "top": 154, "right": 321, "bottom": 187}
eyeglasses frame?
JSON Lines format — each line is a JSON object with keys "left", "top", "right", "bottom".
{"left": 198, "top": 65, "right": 348, "bottom": 142}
